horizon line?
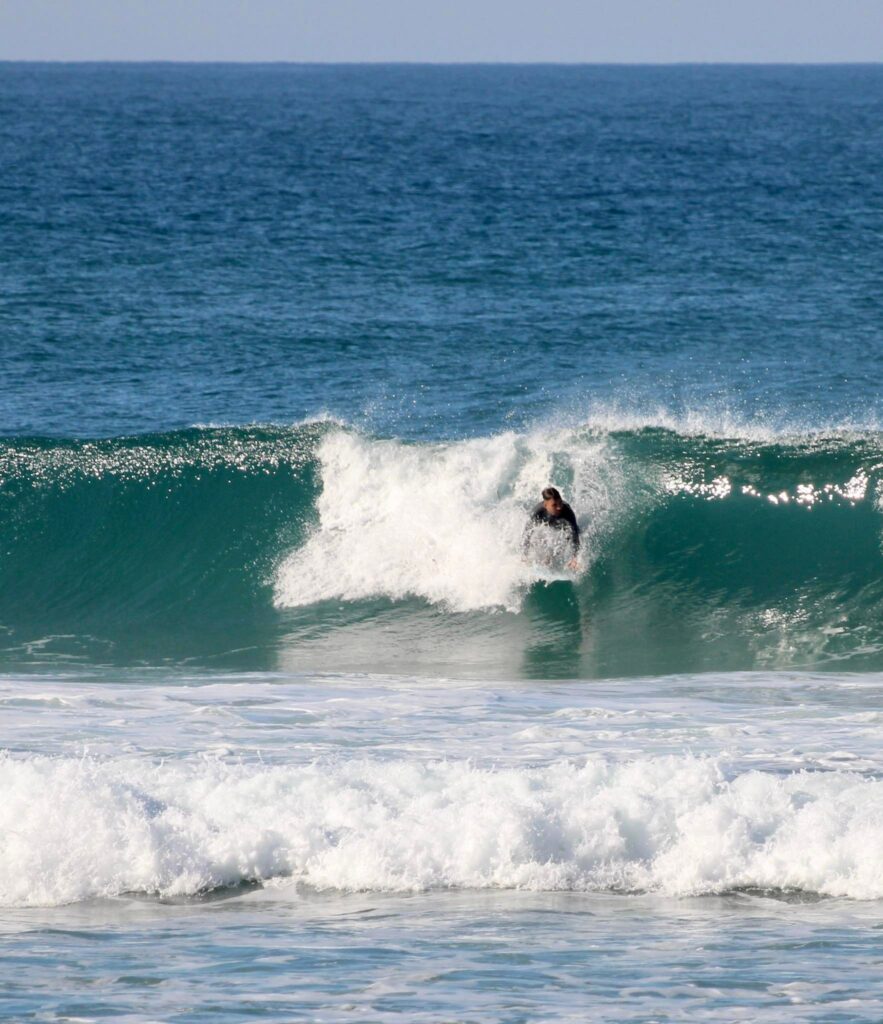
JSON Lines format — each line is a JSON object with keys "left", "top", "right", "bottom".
{"left": 1, "top": 58, "right": 883, "bottom": 67}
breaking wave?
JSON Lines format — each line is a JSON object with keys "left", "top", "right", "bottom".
{"left": 2, "top": 752, "right": 880, "bottom": 906}
{"left": 4, "top": 417, "right": 883, "bottom": 672}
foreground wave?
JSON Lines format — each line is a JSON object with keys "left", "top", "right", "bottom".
{"left": 1, "top": 752, "right": 879, "bottom": 906}
{"left": 3, "top": 419, "right": 883, "bottom": 674}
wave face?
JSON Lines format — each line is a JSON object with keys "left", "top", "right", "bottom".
{"left": 4, "top": 420, "right": 883, "bottom": 674}
{"left": 0, "top": 426, "right": 322, "bottom": 664}
{"left": 2, "top": 752, "right": 881, "bottom": 907}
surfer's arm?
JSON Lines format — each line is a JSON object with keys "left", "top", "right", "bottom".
{"left": 563, "top": 506, "right": 580, "bottom": 551}
{"left": 562, "top": 509, "right": 581, "bottom": 571}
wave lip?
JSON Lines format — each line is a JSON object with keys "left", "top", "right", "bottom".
{"left": 1, "top": 753, "right": 881, "bottom": 907}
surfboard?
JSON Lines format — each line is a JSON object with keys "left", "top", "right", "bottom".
{"left": 526, "top": 562, "right": 578, "bottom": 584}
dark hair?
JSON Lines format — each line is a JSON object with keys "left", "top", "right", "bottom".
{"left": 542, "top": 487, "right": 562, "bottom": 501}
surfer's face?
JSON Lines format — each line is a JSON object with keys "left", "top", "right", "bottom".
{"left": 544, "top": 498, "right": 562, "bottom": 515}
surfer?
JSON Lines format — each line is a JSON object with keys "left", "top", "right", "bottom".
{"left": 524, "top": 486, "right": 580, "bottom": 570}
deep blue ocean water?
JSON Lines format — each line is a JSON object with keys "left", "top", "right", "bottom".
{"left": 2, "top": 63, "right": 883, "bottom": 1021}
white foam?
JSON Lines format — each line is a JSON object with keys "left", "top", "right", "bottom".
{"left": 2, "top": 752, "right": 881, "bottom": 907}
{"left": 274, "top": 428, "right": 617, "bottom": 612}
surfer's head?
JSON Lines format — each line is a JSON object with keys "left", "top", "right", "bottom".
{"left": 542, "top": 486, "right": 563, "bottom": 515}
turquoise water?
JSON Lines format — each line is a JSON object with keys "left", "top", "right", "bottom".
{"left": 4, "top": 425, "right": 883, "bottom": 676}
{"left": 2, "top": 63, "right": 883, "bottom": 1020}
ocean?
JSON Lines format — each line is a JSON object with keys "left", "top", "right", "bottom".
{"left": 2, "top": 62, "right": 883, "bottom": 1021}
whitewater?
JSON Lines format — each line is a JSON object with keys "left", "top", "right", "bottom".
{"left": 4, "top": 662, "right": 883, "bottom": 1020}
{"left": 3, "top": 672, "right": 883, "bottom": 908}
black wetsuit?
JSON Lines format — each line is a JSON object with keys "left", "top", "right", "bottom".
{"left": 525, "top": 502, "right": 580, "bottom": 554}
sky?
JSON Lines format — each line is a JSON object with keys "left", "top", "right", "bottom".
{"left": 0, "top": 0, "right": 882, "bottom": 63}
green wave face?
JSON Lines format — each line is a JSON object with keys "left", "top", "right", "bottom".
{"left": 0, "top": 426, "right": 324, "bottom": 667}
{"left": 3, "top": 423, "right": 883, "bottom": 677}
